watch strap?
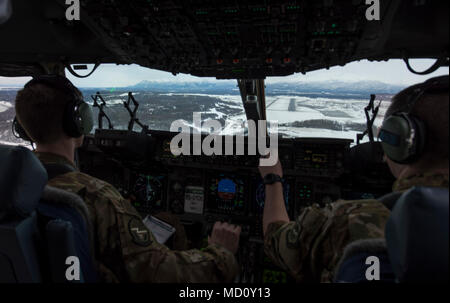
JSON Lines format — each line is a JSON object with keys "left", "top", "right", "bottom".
{"left": 263, "top": 173, "right": 283, "bottom": 185}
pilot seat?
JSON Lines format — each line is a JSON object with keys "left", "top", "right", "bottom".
{"left": 0, "top": 144, "right": 97, "bottom": 283}
{"left": 334, "top": 186, "right": 449, "bottom": 283}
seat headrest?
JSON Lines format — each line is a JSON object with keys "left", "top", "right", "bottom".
{"left": 385, "top": 186, "right": 449, "bottom": 282}
{"left": 0, "top": 145, "right": 48, "bottom": 220}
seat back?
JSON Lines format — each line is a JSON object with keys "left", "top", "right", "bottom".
{"left": 38, "top": 189, "right": 98, "bottom": 283}
{"left": 0, "top": 0, "right": 12, "bottom": 25}
{"left": 335, "top": 186, "right": 449, "bottom": 283}
{"left": 385, "top": 186, "right": 449, "bottom": 282}
{"left": 0, "top": 145, "right": 47, "bottom": 282}
{"left": 334, "top": 239, "right": 396, "bottom": 283}
{"left": 0, "top": 213, "right": 43, "bottom": 282}
{"left": 45, "top": 219, "right": 83, "bottom": 282}
{"left": 0, "top": 145, "right": 97, "bottom": 283}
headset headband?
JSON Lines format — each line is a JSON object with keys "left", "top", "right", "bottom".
{"left": 15, "top": 74, "right": 93, "bottom": 140}
{"left": 400, "top": 75, "right": 449, "bottom": 115}
{"left": 24, "top": 75, "right": 82, "bottom": 104}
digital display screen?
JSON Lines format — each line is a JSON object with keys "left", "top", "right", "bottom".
{"left": 208, "top": 174, "right": 245, "bottom": 214}
{"left": 295, "top": 144, "right": 341, "bottom": 174}
{"left": 217, "top": 179, "right": 237, "bottom": 200}
{"left": 262, "top": 269, "right": 288, "bottom": 284}
{"left": 131, "top": 174, "right": 165, "bottom": 212}
{"left": 184, "top": 186, "right": 205, "bottom": 214}
{"left": 304, "top": 150, "right": 328, "bottom": 166}
{"left": 312, "top": 153, "right": 327, "bottom": 163}
{"left": 262, "top": 255, "right": 288, "bottom": 283}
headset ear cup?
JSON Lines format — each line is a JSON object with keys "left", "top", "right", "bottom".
{"left": 379, "top": 114, "right": 414, "bottom": 164}
{"left": 380, "top": 113, "right": 427, "bottom": 164}
{"left": 63, "top": 100, "right": 82, "bottom": 138}
{"left": 63, "top": 101, "right": 94, "bottom": 137}
{"left": 77, "top": 102, "right": 94, "bottom": 135}
{"left": 408, "top": 115, "right": 426, "bottom": 159}
{"left": 12, "top": 117, "right": 32, "bottom": 142}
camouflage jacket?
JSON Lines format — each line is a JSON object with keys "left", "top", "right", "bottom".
{"left": 264, "top": 173, "right": 449, "bottom": 283}
{"left": 35, "top": 152, "right": 238, "bottom": 283}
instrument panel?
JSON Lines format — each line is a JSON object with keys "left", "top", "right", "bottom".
{"left": 78, "top": 129, "right": 394, "bottom": 283}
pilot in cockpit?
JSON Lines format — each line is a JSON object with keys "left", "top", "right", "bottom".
{"left": 14, "top": 75, "right": 242, "bottom": 283}
{"left": 259, "top": 75, "right": 449, "bottom": 282}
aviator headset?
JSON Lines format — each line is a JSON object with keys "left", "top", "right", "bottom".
{"left": 378, "top": 75, "right": 449, "bottom": 164}
{"left": 13, "top": 75, "right": 94, "bottom": 142}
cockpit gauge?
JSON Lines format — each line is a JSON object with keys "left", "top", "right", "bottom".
{"left": 132, "top": 174, "right": 165, "bottom": 212}
{"left": 208, "top": 174, "right": 246, "bottom": 214}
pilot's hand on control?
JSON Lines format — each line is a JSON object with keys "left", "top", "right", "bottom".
{"left": 208, "top": 222, "right": 241, "bottom": 254}
{"left": 258, "top": 157, "right": 283, "bottom": 178}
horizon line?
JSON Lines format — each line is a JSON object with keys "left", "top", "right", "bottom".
{"left": 0, "top": 78, "right": 407, "bottom": 89}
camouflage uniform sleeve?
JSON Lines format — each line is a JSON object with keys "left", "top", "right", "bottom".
{"left": 264, "top": 200, "right": 390, "bottom": 282}
{"left": 89, "top": 183, "right": 239, "bottom": 283}
{"left": 264, "top": 205, "right": 329, "bottom": 282}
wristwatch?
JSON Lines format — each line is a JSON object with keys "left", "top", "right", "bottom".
{"left": 263, "top": 173, "right": 283, "bottom": 185}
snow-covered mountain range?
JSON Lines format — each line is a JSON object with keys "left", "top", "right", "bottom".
{"left": 130, "top": 80, "right": 404, "bottom": 97}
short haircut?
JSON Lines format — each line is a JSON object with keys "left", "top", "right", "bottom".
{"left": 15, "top": 82, "right": 77, "bottom": 144}
{"left": 386, "top": 76, "right": 449, "bottom": 163}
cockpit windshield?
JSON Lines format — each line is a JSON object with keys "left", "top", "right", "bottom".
{"left": 0, "top": 59, "right": 447, "bottom": 146}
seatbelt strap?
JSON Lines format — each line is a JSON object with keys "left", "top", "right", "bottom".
{"left": 42, "top": 163, "right": 76, "bottom": 181}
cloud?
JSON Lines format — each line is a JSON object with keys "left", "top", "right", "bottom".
{"left": 0, "top": 76, "right": 31, "bottom": 86}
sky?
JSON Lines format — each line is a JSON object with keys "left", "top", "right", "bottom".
{"left": 0, "top": 59, "right": 448, "bottom": 88}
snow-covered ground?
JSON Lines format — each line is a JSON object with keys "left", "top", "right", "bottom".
{"left": 0, "top": 101, "right": 12, "bottom": 113}
{"left": 0, "top": 91, "right": 390, "bottom": 146}
{"left": 0, "top": 140, "right": 31, "bottom": 149}
{"left": 266, "top": 96, "right": 368, "bottom": 124}
{"left": 161, "top": 93, "right": 242, "bottom": 105}
{"left": 159, "top": 93, "right": 387, "bottom": 143}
